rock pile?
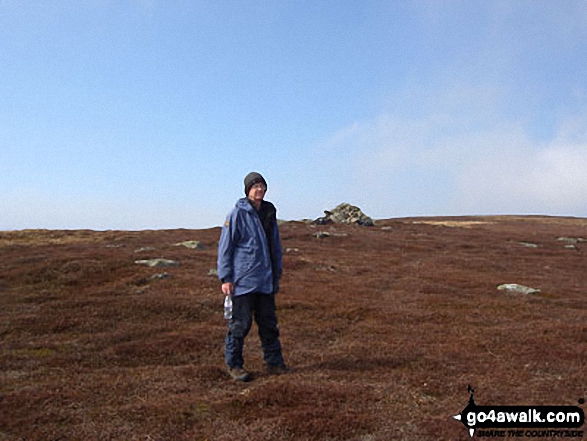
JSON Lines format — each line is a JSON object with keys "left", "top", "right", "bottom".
{"left": 314, "top": 203, "right": 375, "bottom": 226}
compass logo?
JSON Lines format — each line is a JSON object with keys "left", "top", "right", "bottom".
{"left": 453, "top": 386, "right": 585, "bottom": 438}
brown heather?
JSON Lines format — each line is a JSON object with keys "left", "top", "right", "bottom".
{"left": 0, "top": 216, "right": 585, "bottom": 440}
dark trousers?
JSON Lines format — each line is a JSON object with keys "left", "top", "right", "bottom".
{"left": 225, "top": 292, "right": 284, "bottom": 369}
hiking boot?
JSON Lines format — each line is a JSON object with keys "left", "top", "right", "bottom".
{"left": 266, "top": 365, "right": 293, "bottom": 376}
{"left": 227, "top": 366, "right": 251, "bottom": 382}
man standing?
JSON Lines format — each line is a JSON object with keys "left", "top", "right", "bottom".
{"left": 217, "top": 172, "right": 290, "bottom": 381}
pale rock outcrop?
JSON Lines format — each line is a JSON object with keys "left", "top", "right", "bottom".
{"left": 314, "top": 203, "right": 374, "bottom": 226}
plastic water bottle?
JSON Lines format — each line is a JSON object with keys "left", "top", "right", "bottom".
{"left": 223, "top": 295, "right": 233, "bottom": 320}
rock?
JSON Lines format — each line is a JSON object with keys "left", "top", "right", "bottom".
{"left": 137, "top": 273, "right": 171, "bottom": 285}
{"left": 135, "top": 259, "right": 179, "bottom": 268}
{"left": 314, "top": 232, "right": 331, "bottom": 239}
{"left": 134, "top": 247, "right": 156, "bottom": 253}
{"left": 135, "top": 272, "right": 171, "bottom": 287}
{"left": 557, "top": 237, "right": 585, "bottom": 245}
{"left": 518, "top": 242, "right": 539, "bottom": 248}
{"left": 285, "top": 248, "right": 300, "bottom": 253}
{"left": 174, "top": 241, "right": 204, "bottom": 250}
{"left": 315, "top": 264, "right": 336, "bottom": 272}
{"left": 314, "top": 203, "right": 375, "bottom": 226}
{"left": 149, "top": 273, "right": 171, "bottom": 281}
{"left": 497, "top": 284, "right": 541, "bottom": 295}
{"left": 557, "top": 237, "right": 584, "bottom": 250}
{"left": 208, "top": 269, "right": 218, "bottom": 276}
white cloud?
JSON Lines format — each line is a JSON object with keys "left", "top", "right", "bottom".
{"left": 320, "top": 110, "right": 587, "bottom": 218}
{"left": 455, "top": 138, "right": 587, "bottom": 215}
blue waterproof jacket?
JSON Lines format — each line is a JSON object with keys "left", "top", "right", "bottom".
{"left": 217, "top": 198, "right": 283, "bottom": 296}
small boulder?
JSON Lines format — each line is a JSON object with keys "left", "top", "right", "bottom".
{"left": 557, "top": 237, "right": 585, "bottom": 244}
{"left": 150, "top": 273, "right": 171, "bottom": 281}
{"left": 136, "top": 273, "right": 171, "bottom": 286}
{"left": 174, "top": 241, "right": 205, "bottom": 250}
{"left": 557, "top": 237, "right": 584, "bottom": 251}
{"left": 134, "top": 246, "right": 156, "bottom": 253}
{"left": 518, "top": 242, "right": 539, "bottom": 248}
{"left": 497, "top": 284, "right": 541, "bottom": 295}
{"left": 135, "top": 259, "right": 180, "bottom": 268}
{"left": 314, "top": 232, "right": 331, "bottom": 239}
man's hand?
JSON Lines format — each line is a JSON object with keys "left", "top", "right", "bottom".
{"left": 222, "top": 282, "right": 234, "bottom": 296}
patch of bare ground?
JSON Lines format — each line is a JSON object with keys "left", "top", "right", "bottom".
{"left": 1, "top": 216, "right": 585, "bottom": 440}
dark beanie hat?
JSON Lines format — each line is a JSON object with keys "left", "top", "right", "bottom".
{"left": 244, "top": 172, "right": 267, "bottom": 195}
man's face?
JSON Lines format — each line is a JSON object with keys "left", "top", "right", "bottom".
{"left": 248, "top": 182, "right": 267, "bottom": 202}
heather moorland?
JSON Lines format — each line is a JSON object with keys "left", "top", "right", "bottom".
{"left": 1, "top": 216, "right": 585, "bottom": 440}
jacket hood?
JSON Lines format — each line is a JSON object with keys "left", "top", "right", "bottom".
{"left": 236, "top": 198, "right": 275, "bottom": 215}
{"left": 236, "top": 197, "right": 255, "bottom": 211}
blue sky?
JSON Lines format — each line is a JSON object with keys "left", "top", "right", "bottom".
{"left": 1, "top": 0, "right": 586, "bottom": 230}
